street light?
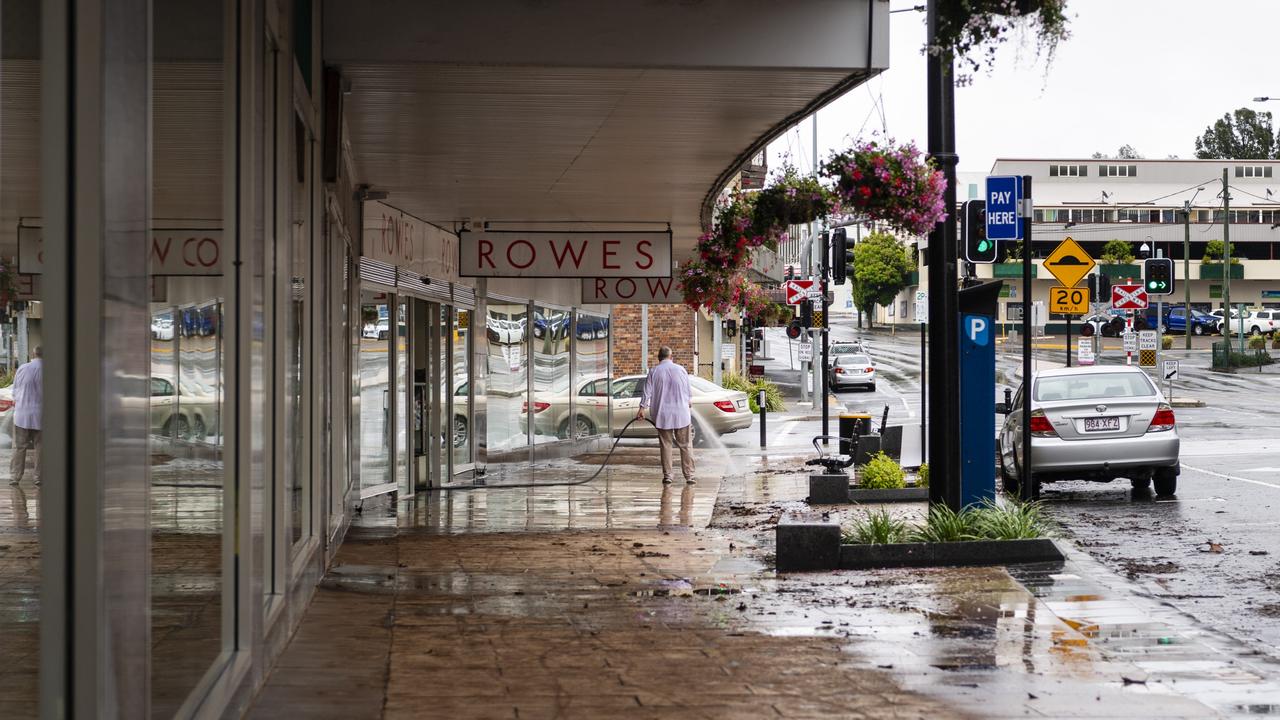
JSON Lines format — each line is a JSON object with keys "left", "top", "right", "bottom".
{"left": 1138, "top": 242, "right": 1151, "bottom": 260}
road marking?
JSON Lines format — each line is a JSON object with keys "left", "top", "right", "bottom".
{"left": 1241, "top": 467, "right": 1280, "bottom": 473}
{"left": 1183, "top": 463, "right": 1280, "bottom": 491}
{"left": 777, "top": 420, "right": 798, "bottom": 436}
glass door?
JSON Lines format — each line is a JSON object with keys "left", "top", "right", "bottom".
{"left": 358, "top": 290, "right": 396, "bottom": 498}
{"left": 452, "top": 307, "right": 474, "bottom": 472}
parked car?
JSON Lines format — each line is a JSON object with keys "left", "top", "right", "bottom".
{"left": 827, "top": 340, "right": 866, "bottom": 367}
{"left": 151, "top": 315, "right": 175, "bottom": 341}
{"left": 1144, "top": 307, "right": 1218, "bottom": 336}
{"left": 997, "top": 365, "right": 1180, "bottom": 496}
{"left": 522, "top": 374, "right": 752, "bottom": 443}
{"left": 1210, "top": 308, "right": 1274, "bottom": 335}
{"left": 828, "top": 354, "right": 876, "bottom": 391}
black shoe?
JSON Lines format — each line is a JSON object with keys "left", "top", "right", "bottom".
{"left": 662, "top": 477, "right": 673, "bottom": 485}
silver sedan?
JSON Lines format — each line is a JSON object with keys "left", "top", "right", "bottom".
{"left": 829, "top": 354, "right": 876, "bottom": 391}
{"left": 998, "top": 365, "right": 1180, "bottom": 496}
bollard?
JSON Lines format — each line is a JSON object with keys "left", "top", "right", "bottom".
{"left": 759, "top": 388, "right": 767, "bottom": 448}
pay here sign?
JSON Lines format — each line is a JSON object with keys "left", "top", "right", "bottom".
{"left": 459, "top": 230, "right": 671, "bottom": 278}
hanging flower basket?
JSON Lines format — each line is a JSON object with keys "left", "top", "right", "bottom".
{"left": 821, "top": 139, "right": 947, "bottom": 238}
{"left": 0, "top": 259, "right": 18, "bottom": 307}
{"left": 930, "top": 0, "right": 1071, "bottom": 84}
{"left": 751, "top": 165, "right": 837, "bottom": 243}
{"left": 679, "top": 259, "right": 741, "bottom": 317}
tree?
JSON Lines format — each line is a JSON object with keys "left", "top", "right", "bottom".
{"left": 1093, "top": 145, "right": 1143, "bottom": 159}
{"left": 1202, "top": 239, "right": 1236, "bottom": 262}
{"left": 849, "top": 231, "right": 912, "bottom": 328}
{"left": 1195, "top": 108, "right": 1277, "bottom": 159}
{"left": 1101, "top": 239, "right": 1134, "bottom": 264}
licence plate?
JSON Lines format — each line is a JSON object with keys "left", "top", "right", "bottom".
{"left": 1083, "top": 417, "right": 1120, "bottom": 432}
{"left": 736, "top": 399, "right": 746, "bottom": 409}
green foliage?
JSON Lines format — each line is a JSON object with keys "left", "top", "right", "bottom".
{"left": 909, "top": 504, "right": 981, "bottom": 543}
{"left": 850, "top": 231, "right": 912, "bottom": 328}
{"left": 0, "top": 369, "right": 12, "bottom": 389}
{"left": 720, "top": 372, "right": 784, "bottom": 414}
{"left": 1002, "top": 240, "right": 1023, "bottom": 262}
{"left": 916, "top": 463, "right": 929, "bottom": 488}
{"left": 1161, "top": 335, "right": 1173, "bottom": 350}
{"left": 1100, "top": 239, "right": 1134, "bottom": 264}
{"left": 1249, "top": 334, "right": 1267, "bottom": 350}
{"left": 1202, "top": 239, "right": 1238, "bottom": 262}
{"left": 842, "top": 508, "right": 909, "bottom": 545}
{"left": 858, "top": 452, "right": 905, "bottom": 489}
{"left": 1195, "top": 108, "right": 1277, "bottom": 160}
{"left": 843, "top": 499, "right": 1052, "bottom": 546}
{"left": 971, "top": 499, "right": 1052, "bottom": 540}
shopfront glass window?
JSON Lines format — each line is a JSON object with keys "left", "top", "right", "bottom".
{"left": 359, "top": 291, "right": 393, "bottom": 492}
{"left": 573, "top": 312, "right": 610, "bottom": 438}
{"left": 395, "top": 297, "right": 409, "bottom": 493}
{"left": 452, "top": 308, "right": 472, "bottom": 468}
{"left": 532, "top": 306, "right": 571, "bottom": 441}
{"left": 485, "top": 301, "right": 528, "bottom": 453}
{"left": 0, "top": 3, "right": 42, "bottom": 714}
{"left": 149, "top": 1, "right": 227, "bottom": 714}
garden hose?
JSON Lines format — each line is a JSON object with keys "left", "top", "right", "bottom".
{"left": 428, "top": 416, "right": 660, "bottom": 492}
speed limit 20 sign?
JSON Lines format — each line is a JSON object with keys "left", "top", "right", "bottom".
{"left": 1049, "top": 285, "right": 1088, "bottom": 315}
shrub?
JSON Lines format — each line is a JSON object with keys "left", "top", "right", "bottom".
{"left": 859, "top": 452, "right": 905, "bottom": 489}
{"left": 1101, "top": 239, "right": 1134, "bottom": 264}
{"left": 842, "top": 508, "right": 909, "bottom": 545}
{"left": 971, "top": 499, "right": 1052, "bottom": 540}
{"left": 719, "top": 372, "right": 784, "bottom": 414}
{"left": 909, "top": 504, "right": 980, "bottom": 543}
{"left": 1271, "top": 336, "right": 1280, "bottom": 350}
{"left": 0, "top": 369, "right": 12, "bottom": 389}
{"left": 1249, "top": 334, "right": 1267, "bottom": 350}
{"left": 1162, "top": 335, "right": 1173, "bottom": 350}
{"left": 916, "top": 463, "right": 929, "bottom": 488}
{"left": 720, "top": 371, "right": 753, "bottom": 394}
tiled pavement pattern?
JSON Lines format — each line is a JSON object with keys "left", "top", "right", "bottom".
{"left": 0, "top": 484, "right": 39, "bottom": 719}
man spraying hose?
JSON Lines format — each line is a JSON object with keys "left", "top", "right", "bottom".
{"left": 636, "top": 346, "right": 695, "bottom": 485}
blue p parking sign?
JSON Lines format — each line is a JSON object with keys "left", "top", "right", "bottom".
{"left": 985, "top": 175, "right": 1023, "bottom": 241}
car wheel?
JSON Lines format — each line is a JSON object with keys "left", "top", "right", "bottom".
{"left": 1153, "top": 468, "right": 1178, "bottom": 496}
{"left": 691, "top": 422, "right": 706, "bottom": 447}
{"left": 562, "top": 414, "right": 595, "bottom": 439}
{"left": 1130, "top": 477, "right": 1151, "bottom": 491}
{"left": 1002, "top": 465, "right": 1020, "bottom": 496}
{"left": 453, "top": 417, "right": 468, "bottom": 448}
{"left": 868, "top": 383, "right": 876, "bottom": 392}
{"left": 193, "top": 417, "right": 207, "bottom": 440}
{"left": 1193, "top": 324, "right": 1205, "bottom": 336}
{"left": 167, "top": 415, "right": 191, "bottom": 440}
{"left": 1252, "top": 326, "right": 1263, "bottom": 337}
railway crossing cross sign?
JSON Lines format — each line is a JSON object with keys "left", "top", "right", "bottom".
{"left": 1111, "top": 283, "right": 1148, "bottom": 310}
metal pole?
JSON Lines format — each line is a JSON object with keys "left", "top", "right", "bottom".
{"left": 1021, "top": 175, "right": 1034, "bottom": 501}
{"left": 926, "top": 1, "right": 961, "bottom": 511}
{"left": 759, "top": 388, "right": 767, "bottom": 448}
{"left": 1184, "top": 202, "right": 1192, "bottom": 351}
{"left": 1066, "top": 316, "right": 1072, "bottom": 367}
{"left": 920, "top": 319, "right": 926, "bottom": 463}
{"left": 1222, "top": 168, "right": 1234, "bottom": 350}
{"left": 641, "top": 303, "right": 649, "bottom": 373}
{"left": 821, "top": 232, "right": 831, "bottom": 445}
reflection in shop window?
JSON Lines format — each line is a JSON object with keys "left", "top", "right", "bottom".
{"left": 532, "top": 306, "right": 571, "bottom": 442}
{"left": 572, "top": 312, "right": 610, "bottom": 439}
{"left": 451, "top": 308, "right": 473, "bottom": 468}
{"left": 485, "top": 301, "right": 528, "bottom": 453}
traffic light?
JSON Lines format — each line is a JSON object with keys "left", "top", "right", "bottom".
{"left": 1087, "top": 274, "right": 1097, "bottom": 303}
{"left": 800, "top": 300, "right": 813, "bottom": 329}
{"left": 830, "top": 228, "right": 854, "bottom": 286}
{"left": 1079, "top": 322, "right": 1095, "bottom": 337}
{"left": 963, "top": 200, "right": 996, "bottom": 263}
{"left": 1144, "top": 258, "right": 1174, "bottom": 295}
{"left": 786, "top": 319, "right": 802, "bottom": 340}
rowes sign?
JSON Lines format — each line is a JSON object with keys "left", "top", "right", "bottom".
{"left": 581, "top": 276, "right": 682, "bottom": 304}
{"left": 20, "top": 225, "right": 225, "bottom": 276}
{"left": 362, "top": 201, "right": 460, "bottom": 282}
{"left": 459, "top": 230, "right": 671, "bottom": 278}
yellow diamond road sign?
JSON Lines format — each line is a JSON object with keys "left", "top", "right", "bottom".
{"left": 1043, "top": 237, "right": 1095, "bottom": 289}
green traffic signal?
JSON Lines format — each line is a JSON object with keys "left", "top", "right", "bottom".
{"left": 977, "top": 239, "right": 991, "bottom": 252}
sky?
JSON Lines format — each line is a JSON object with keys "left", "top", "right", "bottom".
{"left": 768, "top": 0, "right": 1280, "bottom": 174}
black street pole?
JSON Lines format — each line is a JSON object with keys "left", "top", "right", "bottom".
{"left": 920, "top": 319, "right": 926, "bottom": 464}
{"left": 1021, "top": 175, "right": 1034, "bottom": 501}
{"left": 821, "top": 233, "right": 830, "bottom": 444}
{"left": 926, "top": 1, "right": 961, "bottom": 511}
{"left": 1066, "top": 316, "right": 1072, "bottom": 367}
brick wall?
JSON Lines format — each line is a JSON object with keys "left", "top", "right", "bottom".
{"left": 611, "top": 304, "right": 697, "bottom": 376}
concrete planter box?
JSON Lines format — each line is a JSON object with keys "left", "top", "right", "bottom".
{"left": 847, "top": 486, "right": 928, "bottom": 503}
{"left": 1100, "top": 263, "right": 1141, "bottom": 279}
{"left": 993, "top": 263, "right": 1036, "bottom": 278}
{"left": 838, "top": 538, "right": 1064, "bottom": 570}
{"left": 1199, "top": 263, "right": 1244, "bottom": 280}
{"left": 776, "top": 513, "right": 1063, "bottom": 572}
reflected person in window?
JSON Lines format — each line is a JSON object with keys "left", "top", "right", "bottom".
{"left": 10, "top": 346, "right": 41, "bottom": 486}
{"left": 636, "top": 346, "right": 695, "bottom": 484}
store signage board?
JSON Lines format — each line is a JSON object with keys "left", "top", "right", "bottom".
{"left": 582, "top": 276, "right": 682, "bottom": 304}
{"left": 1043, "top": 237, "right": 1094, "bottom": 289}
{"left": 459, "top": 230, "right": 671, "bottom": 278}
{"left": 19, "top": 225, "right": 225, "bottom": 276}
{"left": 364, "top": 201, "right": 460, "bottom": 282}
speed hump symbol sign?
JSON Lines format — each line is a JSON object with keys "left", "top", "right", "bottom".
{"left": 1043, "top": 237, "right": 1095, "bottom": 289}
{"left": 1049, "top": 285, "right": 1088, "bottom": 315}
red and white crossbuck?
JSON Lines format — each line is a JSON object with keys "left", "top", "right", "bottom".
{"left": 1111, "top": 283, "right": 1148, "bottom": 310}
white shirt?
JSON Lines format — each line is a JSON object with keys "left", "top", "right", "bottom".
{"left": 639, "top": 359, "right": 692, "bottom": 430}
{"left": 12, "top": 357, "right": 42, "bottom": 431}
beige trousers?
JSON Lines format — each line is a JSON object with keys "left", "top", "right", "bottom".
{"left": 657, "top": 426, "right": 694, "bottom": 480}
{"left": 11, "top": 426, "right": 40, "bottom": 483}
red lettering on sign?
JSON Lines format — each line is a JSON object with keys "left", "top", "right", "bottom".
{"left": 549, "top": 238, "right": 588, "bottom": 269}
{"left": 506, "top": 240, "right": 535, "bottom": 269}
{"left": 645, "top": 277, "right": 673, "bottom": 297}
{"left": 478, "top": 240, "right": 495, "bottom": 269}
{"left": 636, "top": 240, "right": 654, "bottom": 270}
{"left": 616, "top": 279, "right": 636, "bottom": 299}
{"left": 602, "top": 240, "right": 620, "bottom": 269}
{"left": 152, "top": 236, "right": 173, "bottom": 266}
{"left": 186, "top": 237, "right": 219, "bottom": 267}
{"left": 594, "top": 278, "right": 606, "bottom": 297}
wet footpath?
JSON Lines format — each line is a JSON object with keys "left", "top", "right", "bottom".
{"left": 249, "top": 439, "right": 1280, "bottom": 719}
